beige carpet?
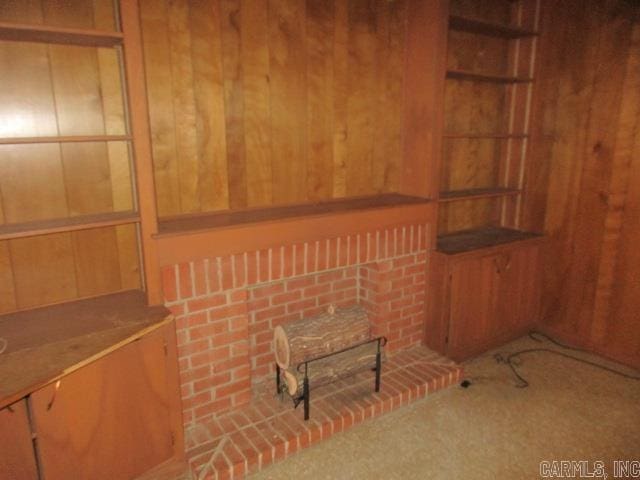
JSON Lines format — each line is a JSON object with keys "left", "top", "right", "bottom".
{"left": 248, "top": 335, "right": 640, "bottom": 480}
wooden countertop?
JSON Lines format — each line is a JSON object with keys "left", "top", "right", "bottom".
{"left": 0, "top": 290, "right": 171, "bottom": 409}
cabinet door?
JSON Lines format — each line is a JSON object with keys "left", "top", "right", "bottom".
{"left": 495, "top": 244, "right": 541, "bottom": 333}
{"left": 0, "top": 400, "right": 38, "bottom": 480}
{"left": 30, "top": 325, "right": 175, "bottom": 480}
{"left": 448, "top": 254, "right": 500, "bottom": 358}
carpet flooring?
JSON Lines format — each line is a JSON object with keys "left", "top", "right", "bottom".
{"left": 247, "top": 334, "right": 640, "bottom": 480}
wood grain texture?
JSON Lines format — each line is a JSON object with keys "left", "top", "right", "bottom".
{"left": 523, "top": 0, "right": 640, "bottom": 367}
{"left": 0, "top": 400, "right": 38, "bottom": 480}
{"left": 30, "top": 324, "right": 174, "bottom": 480}
{"left": 306, "top": 0, "right": 334, "bottom": 200}
{"left": 140, "top": 0, "right": 408, "bottom": 215}
{"left": 439, "top": 0, "right": 540, "bottom": 235}
{"left": 401, "top": 0, "right": 448, "bottom": 199}
{"left": 191, "top": 0, "right": 230, "bottom": 212}
{"left": 221, "top": 0, "right": 248, "bottom": 208}
{"left": 240, "top": 0, "right": 270, "bottom": 205}
{"left": 0, "top": 1, "right": 141, "bottom": 313}
{"left": 430, "top": 240, "right": 542, "bottom": 362}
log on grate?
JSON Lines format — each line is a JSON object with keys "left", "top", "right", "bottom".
{"left": 273, "top": 304, "right": 386, "bottom": 420}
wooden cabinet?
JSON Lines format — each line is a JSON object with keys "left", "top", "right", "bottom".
{"left": 29, "top": 323, "right": 177, "bottom": 480}
{"left": 428, "top": 236, "right": 542, "bottom": 361}
{"left": 0, "top": 400, "right": 38, "bottom": 480}
{"left": 0, "top": 295, "right": 181, "bottom": 480}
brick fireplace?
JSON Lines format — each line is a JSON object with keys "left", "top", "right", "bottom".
{"left": 161, "top": 223, "right": 430, "bottom": 428}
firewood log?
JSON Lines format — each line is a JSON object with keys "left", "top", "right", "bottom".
{"left": 273, "top": 304, "right": 371, "bottom": 370}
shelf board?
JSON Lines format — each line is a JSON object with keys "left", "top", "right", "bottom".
{"left": 446, "top": 69, "right": 533, "bottom": 84}
{"left": 0, "top": 211, "right": 140, "bottom": 241}
{"left": 0, "top": 21, "right": 123, "bottom": 47}
{"left": 449, "top": 15, "right": 538, "bottom": 38}
{"left": 439, "top": 187, "right": 521, "bottom": 202}
{"left": 437, "top": 227, "right": 542, "bottom": 255}
{"left": 158, "top": 193, "right": 430, "bottom": 234}
{"left": 0, "top": 134, "right": 132, "bottom": 145}
{"left": 443, "top": 133, "right": 529, "bottom": 139}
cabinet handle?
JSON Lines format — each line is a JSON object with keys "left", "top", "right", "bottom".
{"left": 47, "top": 380, "right": 62, "bottom": 411}
{"left": 494, "top": 254, "right": 512, "bottom": 274}
{"left": 504, "top": 254, "right": 512, "bottom": 272}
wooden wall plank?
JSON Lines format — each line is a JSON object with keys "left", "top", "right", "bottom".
{"left": 269, "top": 0, "right": 307, "bottom": 205}
{"left": 220, "top": 0, "right": 247, "bottom": 209}
{"left": 168, "top": 0, "right": 200, "bottom": 213}
{"left": 345, "top": 0, "right": 376, "bottom": 196}
{"left": 190, "top": 0, "right": 229, "bottom": 211}
{"left": 332, "top": 0, "right": 348, "bottom": 199}
{"left": 72, "top": 228, "right": 122, "bottom": 297}
{"left": 372, "top": 0, "right": 405, "bottom": 194}
{"left": 42, "top": 0, "right": 95, "bottom": 28}
{"left": 115, "top": 224, "right": 141, "bottom": 290}
{"left": 0, "top": 145, "right": 68, "bottom": 223}
{"left": 10, "top": 233, "right": 78, "bottom": 309}
{"left": 0, "top": 1, "right": 44, "bottom": 23}
{"left": 441, "top": 138, "right": 501, "bottom": 191}
{"left": 305, "top": 0, "right": 334, "bottom": 200}
{"left": 139, "top": 0, "right": 181, "bottom": 217}
{"left": 402, "top": 0, "right": 448, "bottom": 199}
{"left": 241, "top": 0, "right": 271, "bottom": 206}
{"left": 0, "top": 242, "right": 16, "bottom": 314}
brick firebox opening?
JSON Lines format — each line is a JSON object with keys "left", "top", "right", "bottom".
{"left": 162, "top": 223, "right": 429, "bottom": 429}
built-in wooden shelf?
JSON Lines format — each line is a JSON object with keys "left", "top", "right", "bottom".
{"left": 437, "top": 226, "right": 542, "bottom": 255}
{"left": 446, "top": 69, "right": 533, "bottom": 84}
{"left": 0, "top": 211, "right": 139, "bottom": 241}
{"left": 443, "top": 133, "right": 529, "bottom": 139}
{"left": 449, "top": 15, "right": 538, "bottom": 38}
{"left": 0, "top": 21, "right": 123, "bottom": 47}
{"left": 439, "top": 187, "right": 521, "bottom": 202}
{"left": 0, "top": 134, "right": 132, "bottom": 145}
{"left": 158, "top": 193, "right": 430, "bottom": 235}
{"left": 0, "top": 290, "right": 171, "bottom": 409}
{"left": 154, "top": 193, "right": 434, "bottom": 265}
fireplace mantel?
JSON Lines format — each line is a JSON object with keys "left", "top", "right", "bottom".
{"left": 154, "top": 194, "right": 434, "bottom": 265}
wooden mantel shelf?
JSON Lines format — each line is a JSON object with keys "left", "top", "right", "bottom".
{"left": 0, "top": 290, "right": 171, "bottom": 409}
{"left": 155, "top": 194, "right": 435, "bottom": 265}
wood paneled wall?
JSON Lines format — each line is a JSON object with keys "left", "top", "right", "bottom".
{"left": 139, "top": 0, "right": 408, "bottom": 217}
{"left": 0, "top": 1, "right": 141, "bottom": 313}
{"left": 524, "top": 0, "right": 640, "bottom": 366}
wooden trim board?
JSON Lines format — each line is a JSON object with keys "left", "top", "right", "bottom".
{"left": 155, "top": 200, "right": 435, "bottom": 265}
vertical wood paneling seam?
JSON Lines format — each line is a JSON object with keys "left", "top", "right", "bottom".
{"left": 514, "top": 0, "right": 542, "bottom": 229}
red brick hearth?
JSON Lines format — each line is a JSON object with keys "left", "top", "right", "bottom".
{"left": 185, "top": 347, "right": 462, "bottom": 480}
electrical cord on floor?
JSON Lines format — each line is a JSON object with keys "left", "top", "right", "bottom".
{"left": 494, "top": 331, "right": 640, "bottom": 388}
